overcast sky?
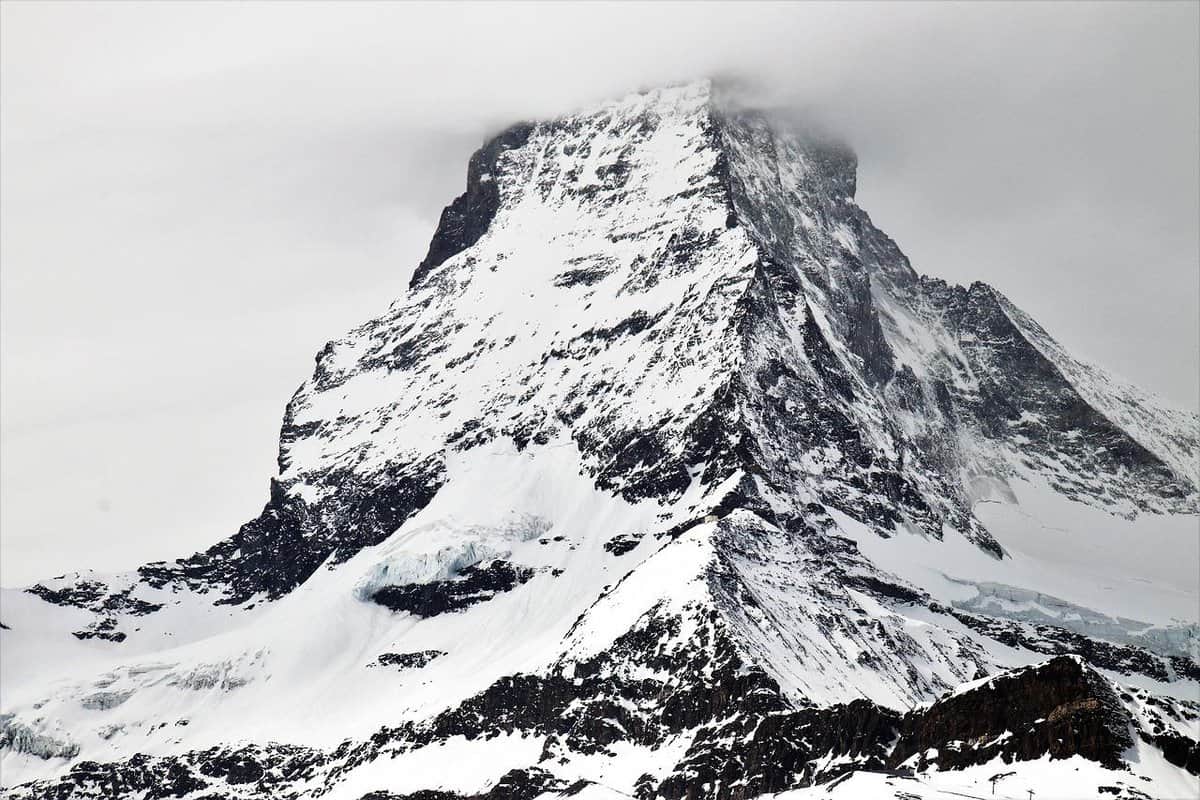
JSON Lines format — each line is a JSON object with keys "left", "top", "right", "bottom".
{"left": 2, "top": 1, "right": 1197, "bottom": 585}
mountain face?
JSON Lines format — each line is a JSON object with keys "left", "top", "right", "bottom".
{"left": 2, "top": 80, "right": 1197, "bottom": 800}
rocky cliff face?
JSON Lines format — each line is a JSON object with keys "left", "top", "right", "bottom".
{"left": 2, "top": 80, "right": 1197, "bottom": 800}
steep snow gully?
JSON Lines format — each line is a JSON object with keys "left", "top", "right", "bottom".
{"left": 2, "top": 80, "right": 1197, "bottom": 800}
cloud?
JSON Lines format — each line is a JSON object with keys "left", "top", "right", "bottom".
{"left": 1, "top": 1, "right": 1196, "bottom": 583}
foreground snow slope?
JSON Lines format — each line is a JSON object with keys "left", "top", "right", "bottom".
{"left": 2, "top": 80, "right": 1197, "bottom": 800}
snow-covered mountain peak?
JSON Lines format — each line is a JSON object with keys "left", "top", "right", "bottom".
{"left": 3, "top": 80, "right": 1197, "bottom": 800}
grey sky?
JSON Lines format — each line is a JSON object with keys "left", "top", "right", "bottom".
{"left": 2, "top": 2, "right": 1197, "bottom": 585}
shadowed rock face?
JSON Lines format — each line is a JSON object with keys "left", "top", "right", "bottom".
{"left": 370, "top": 649, "right": 445, "bottom": 670}
{"left": 655, "top": 656, "right": 1143, "bottom": 799}
{"left": 891, "top": 655, "right": 1134, "bottom": 771}
{"left": 136, "top": 460, "right": 444, "bottom": 605}
{"left": 7, "top": 81, "right": 1197, "bottom": 800}
{"left": 412, "top": 123, "right": 536, "bottom": 290}
{"left": 367, "top": 560, "right": 536, "bottom": 617}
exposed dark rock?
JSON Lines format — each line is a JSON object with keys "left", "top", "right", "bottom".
{"left": 1147, "top": 730, "right": 1200, "bottom": 775}
{"left": 358, "top": 767, "right": 566, "bottom": 800}
{"left": 891, "top": 655, "right": 1134, "bottom": 771}
{"left": 411, "top": 123, "right": 535, "bottom": 289}
{"left": 26, "top": 581, "right": 162, "bottom": 642}
{"left": 657, "top": 699, "right": 901, "bottom": 799}
{"left": 136, "top": 459, "right": 443, "bottom": 607}
{"left": 553, "top": 266, "right": 611, "bottom": 288}
{"left": 603, "top": 534, "right": 641, "bottom": 556}
{"left": 571, "top": 309, "right": 668, "bottom": 345}
{"left": 842, "top": 572, "right": 926, "bottom": 604}
{"left": 371, "top": 650, "right": 446, "bottom": 670}
{"left": 368, "top": 561, "right": 535, "bottom": 617}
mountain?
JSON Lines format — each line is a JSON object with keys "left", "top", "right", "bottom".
{"left": 2, "top": 79, "right": 1197, "bottom": 800}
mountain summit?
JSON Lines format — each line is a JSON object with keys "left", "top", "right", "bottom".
{"left": 3, "top": 80, "right": 1197, "bottom": 800}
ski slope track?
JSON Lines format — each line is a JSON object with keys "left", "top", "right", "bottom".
{"left": 2, "top": 80, "right": 1197, "bottom": 800}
